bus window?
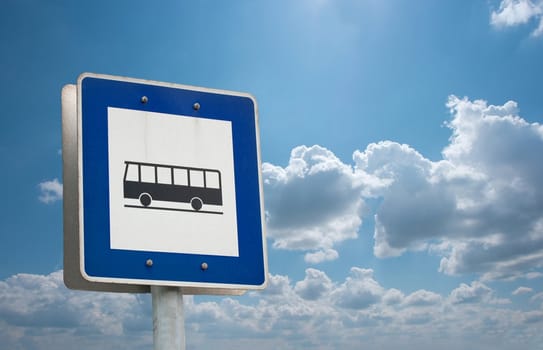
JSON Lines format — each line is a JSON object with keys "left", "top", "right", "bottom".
{"left": 173, "top": 168, "right": 188, "bottom": 186}
{"left": 205, "top": 171, "right": 220, "bottom": 189}
{"left": 157, "top": 166, "right": 172, "bottom": 185}
{"left": 189, "top": 170, "right": 205, "bottom": 187}
{"left": 140, "top": 165, "right": 155, "bottom": 183}
{"left": 125, "top": 163, "right": 139, "bottom": 181}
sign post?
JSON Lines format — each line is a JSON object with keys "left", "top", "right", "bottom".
{"left": 62, "top": 73, "right": 268, "bottom": 349}
{"left": 152, "top": 286, "right": 185, "bottom": 350}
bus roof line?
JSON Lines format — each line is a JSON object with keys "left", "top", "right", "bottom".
{"left": 124, "top": 160, "right": 221, "bottom": 174}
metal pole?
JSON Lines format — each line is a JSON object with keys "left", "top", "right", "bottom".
{"left": 152, "top": 286, "right": 185, "bottom": 350}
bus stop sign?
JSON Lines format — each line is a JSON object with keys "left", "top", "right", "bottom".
{"left": 70, "top": 73, "right": 267, "bottom": 290}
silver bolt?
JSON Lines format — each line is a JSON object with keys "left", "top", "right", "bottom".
{"left": 193, "top": 102, "right": 200, "bottom": 110}
{"left": 146, "top": 259, "right": 153, "bottom": 267}
{"left": 201, "top": 262, "right": 208, "bottom": 270}
{"left": 141, "top": 96, "right": 148, "bottom": 104}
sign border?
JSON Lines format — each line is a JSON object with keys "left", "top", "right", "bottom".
{"left": 76, "top": 73, "right": 267, "bottom": 290}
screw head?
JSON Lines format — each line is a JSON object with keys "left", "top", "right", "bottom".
{"left": 141, "top": 96, "right": 148, "bottom": 104}
{"left": 200, "top": 262, "right": 208, "bottom": 271}
{"left": 193, "top": 102, "right": 200, "bottom": 110}
{"left": 146, "top": 259, "right": 153, "bottom": 267}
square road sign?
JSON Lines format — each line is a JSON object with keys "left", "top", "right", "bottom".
{"left": 72, "top": 73, "right": 267, "bottom": 290}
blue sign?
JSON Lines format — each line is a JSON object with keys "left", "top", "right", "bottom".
{"left": 77, "top": 73, "right": 267, "bottom": 289}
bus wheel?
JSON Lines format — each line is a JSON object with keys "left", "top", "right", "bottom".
{"left": 190, "top": 197, "right": 203, "bottom": 211}
{"left": 139, "top": 193, "right": 152, "bottom": 207}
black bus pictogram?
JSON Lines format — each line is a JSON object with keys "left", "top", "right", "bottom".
{"left": 123, "top": 161, "right": 223, "bottom": 214}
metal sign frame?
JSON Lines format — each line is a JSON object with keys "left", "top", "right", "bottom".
{"left": 63, "top": 73, "right": 267, "bottom": 292}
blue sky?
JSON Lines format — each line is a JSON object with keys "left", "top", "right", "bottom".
{"left": 2, "top": 0, "right": 543, "bottom": 349}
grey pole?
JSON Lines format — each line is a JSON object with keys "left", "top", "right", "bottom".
{"left": 152, "top": 286, "right": 185, "bottom": 350}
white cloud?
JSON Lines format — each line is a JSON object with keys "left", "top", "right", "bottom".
{"left": 403, "top": 290, "right": 442, "bottom": 307}
{"left": 261, "top": 96, "right": 543, "bottom": 281}
{"left": 449, "top": 281, "right": 494, "bottom": 304}
{"left": 0, "top": 269, "right": 540, "bottom": 350}
{"left": 533, "top": 15, "right": 543, "bottom": 35}
{"left": 491, "top": 0, "right": 541, "bottom": 26}
{"left": 259, "top": 273, "right": 293, "bottom": 298}
{"left": 490, "top": 0, "right": 543, "bottom": 37}
{"left": 38, "top": 178, "right": 63, "bottom": 204}
{"left": 523, "top": 310, "right": 543, "bottom": 323}
{"left": 303, "top": 248, "right": 339, "bottom": 264}
{"left": 262, "top": 145, "right": 364, "bottom": 263}
{"left": 382, "top": 288, "right": 405, "bottom": 305}
{"left": 512, "top": 286, "right": 533, "bottom": 295}
{"left": 530, "top": 292, "right": 543, "bottom": 302}
{"left": 0, "top": 271, "right": 151, "bottom": 350}
{"left": 354, "top": 141, "right": 453, "bottom": 258}
{"left": 353, "top": 96, "right": 543, "bottom": 281}
{"left": 330, "top": 268, "right": 385, "bottom": 310}
{"left": 260, "top": 95, "right": 543, "bottom": 280}
{"left": 526, "top": 271, "right": 543, "bottom": 279}
{"left": 294, "top": 268, "right": 333, "bottom": 300}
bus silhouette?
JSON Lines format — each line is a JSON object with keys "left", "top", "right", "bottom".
{"left": 123, "top": 161, "right": 222, "bottom": 212}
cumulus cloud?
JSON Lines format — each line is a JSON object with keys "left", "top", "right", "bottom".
{"left": 352, "top": 96, "right": 543, "bottom": 281}
{"left": 1, "top": 269, "right": 539, "bottom": 350}
{"left": 294, "top": 268, "right": 333, "bottom": 300}
{"left": 330, "top": 268, "right": 384, "bottom": 309}
{"left": 262, "top": 145, "right": 364, "bottom": 263}
{"left": 449, "top": 281, "right": 496, "bottom": 304}
{"left": 354, "top": 141, "right": 454, "bottom": 258}
{"left": 261, "top": 96, "right": 543, "bottom": 280}
{"left": 383, "top": 288, "right": 405, "bottom": 305}
{"left": 403, "top": 289, "right": 442, "bottom": 307}
{"left": 0, "top": 271, "right": 151, "bottom": 350}
{"left": 490, "top": 0, "right": 543, "bottom": 37}
{"left": 303, "top": 248, "right": 339, "bottom": 264}
{"left": 38, "top": 178, "right": 63, "bottom": 204}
